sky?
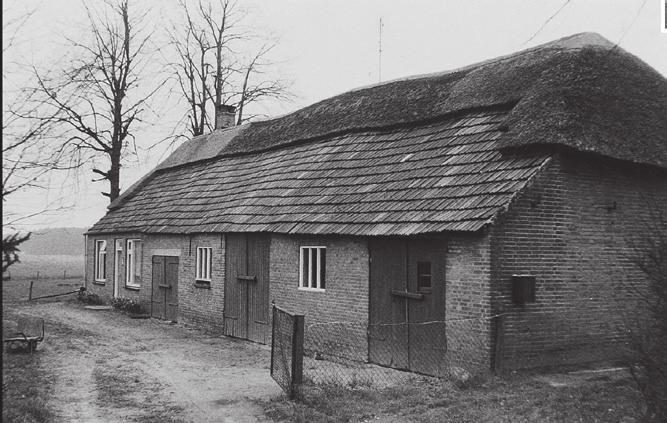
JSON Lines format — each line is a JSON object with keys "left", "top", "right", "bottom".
{"left": 3, "top": 0, "right": 667, "bottom": 231}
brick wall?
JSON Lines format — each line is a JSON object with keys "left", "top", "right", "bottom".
{"left": 85, "top": 233, "right": 226, "bottom": 331}
{"left": 491, "top": 153, "right": 667, "bottom": 370}
{"left": 85, "top": 233, "right": 149, "bottom": 306}
{"left": 445, "top": 233, "right": 493, "bottom": 373}
{"left": 175, "top": 234, "right": 226, "bottom": 332}
{"left": 269, "top": 234, "right": 369, "bottom": 360}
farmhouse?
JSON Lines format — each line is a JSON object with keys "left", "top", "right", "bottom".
{"left": 85, "top": 33, "right": 667, "bottom": 375}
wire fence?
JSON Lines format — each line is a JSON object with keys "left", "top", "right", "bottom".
{"left": 302, "top": 316, "right": 494, "bottom": 388}
{"left": 270, "top": 305, "right": 304, "bottom": 398}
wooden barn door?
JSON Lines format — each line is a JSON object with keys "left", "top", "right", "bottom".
{"left": 224, "top": 233, "right": 270, "bottom": 344}
{"left": 369, "top": 238, "right": 446, "bottom": 376}
{"left": 369, "top": 239, "right": 409, "bottom": 369}
{"left": 151, "top": 256, "right": 179, "bottom": 321}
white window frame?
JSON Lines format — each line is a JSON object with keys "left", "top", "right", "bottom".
{"left": 196, "top": 247, "right": 212, "bottom": 282}
{"left": 299, "top": 246, "right": 326, "bottom": 291}
{"left": 94, "top": 240, "right": 107, "bottom": 281}
{"left": 125, "top": 239, "right": 142, "bottom": 288}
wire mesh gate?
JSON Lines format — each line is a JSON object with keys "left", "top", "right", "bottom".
{"left": 270, "top": 305, "right": 304, "bottom": 398}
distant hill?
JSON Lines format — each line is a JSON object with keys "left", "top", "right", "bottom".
{"left": 19, "top": 227, "right": 88, "bottom": 256}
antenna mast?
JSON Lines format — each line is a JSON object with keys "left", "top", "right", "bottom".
{"left": 378, "top": 17, "right": 383, "bottom": 82}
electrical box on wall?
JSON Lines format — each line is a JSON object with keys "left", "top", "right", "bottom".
{"left": 512, "top": 275, "right": 536, "bottom": 304}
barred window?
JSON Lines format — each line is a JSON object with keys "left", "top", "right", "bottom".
{"left": 196, "top": 247, "right": 212, "bottom": 281}
{"left": 299, "top": 246, "right": 326, "bottom": 291}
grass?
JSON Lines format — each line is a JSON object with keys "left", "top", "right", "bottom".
{"left": 2, "top": 351, "right": 56, "bottom": 423}
{"left": 4, "top": 254, "right": 84, "bottom": 280}
{"left": 263, "top": 371, "right": 644, "bottom": 422}
{"left": 93, "top": 359, "right": 187, "bottom": 423}
{"left": 2, "top": 278, "right": 83, "bottom": 303}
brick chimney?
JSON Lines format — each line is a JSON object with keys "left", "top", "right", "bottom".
{"left": 215, "top": 104, "right": 236, "bottom": 129}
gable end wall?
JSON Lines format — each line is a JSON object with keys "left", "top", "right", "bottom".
{"left": 491, "top": 153, "right": 667, "bottom": 370}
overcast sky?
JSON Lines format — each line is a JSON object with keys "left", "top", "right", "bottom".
{"left": 3, "top": 0, "right": 667, "bottom": 231}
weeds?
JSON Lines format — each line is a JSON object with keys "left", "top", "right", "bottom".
{"left": 2, "top": 351, "right": 56, "bottom": 423}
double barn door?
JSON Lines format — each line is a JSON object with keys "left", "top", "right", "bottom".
{"left": 151, "top": 256, "right": 179, "bottom": 321}
{"left": 224, "top": 233, "right": 270, "bottom": 344}
{"left": 369, "top": 239, "right": 447, "bottom": 376}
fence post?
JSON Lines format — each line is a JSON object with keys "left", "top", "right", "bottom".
{"left": 29, "top": 280, "right": 34, "bottom": 301}
{"left": 494, "top": 310, "right": 505, "bottom": 373}
{"left": 291, "top": 314, "right": 305, "bottom": 396}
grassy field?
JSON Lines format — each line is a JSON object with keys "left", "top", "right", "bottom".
{"left": 4, "top": 255, "right": 84, "bottom": 280}
{"left": 2, "top": 278, "right": 83, "bottom": 303}
{"left": 264, "top": 370, "right": 645, "bottom": 422}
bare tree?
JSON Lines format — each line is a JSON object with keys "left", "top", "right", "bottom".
{"left": 2, "top": 2, "right": 74, "bottom": 272}
{"left": 30, "top": 0, "right": 162, "bottom": 202}
{"left": 168, "top": 0, "right": 290, "bottom": 138}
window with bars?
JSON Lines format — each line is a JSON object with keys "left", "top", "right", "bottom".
{"left": 196, "top": 247, "right": 212, "bottom": 281}
{"left": 94, "top": 240, "right": 107, "bottom": 281}
{"left": 126, "top": 239, "right": 142, "bottom": 288}
{"left": 299, "top": 246, "right": 326, "bottom": 291}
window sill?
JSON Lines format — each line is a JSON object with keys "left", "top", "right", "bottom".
{"left": 298, "top": 287, "right": 325, "bottom": 293}
{"left": 92, "top": 280, "right": 106, "bottom": 286}
{"left": 194, "top": 281, "right": 211, "bottom": 289}
{"left": 124, "top": 285, "right": 140, "bottom": 291}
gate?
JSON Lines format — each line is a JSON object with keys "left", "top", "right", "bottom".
{"left": 270, "top": 305, "right": 304, "bottom": 398}
{"left": 224, "top": 233, "right": 270, "bottom": 343}
{"left": 368, "top": 238, "right": 447, "bottom": 375}
{"left": 151, "top": 256, "right": 179, "bottom": 321}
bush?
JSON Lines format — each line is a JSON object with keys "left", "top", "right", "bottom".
{"left": 110, "top": 297, "right": 146, "bottom": 315}
{"left": 77, "top": 289, "right": 104, "bottom": 305}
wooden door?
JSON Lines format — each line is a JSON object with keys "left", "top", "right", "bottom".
{"left": 369, "top": 239, "right": 409, "bottom": 369}
{"left": 151, "top": 256, "right": 179, "bottom": 321}
{"left": 368, "top": 238, "right": 446, "bottom": 376}
{"left": 406, "top": 240, "right": 447, "bottom": 375}
{"left": 224, "top": 233, "right": 270, "bottom": 343}
{"left": 164, "top": 257, "right": 179, "bottom": 322}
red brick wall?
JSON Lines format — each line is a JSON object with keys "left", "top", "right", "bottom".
{"left": 491, "top": 153, "right": 667, "bottom": 369}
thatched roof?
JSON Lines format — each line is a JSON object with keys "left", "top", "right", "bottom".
{"left": 92, "top": 33, "right": 667, "bottom": 235}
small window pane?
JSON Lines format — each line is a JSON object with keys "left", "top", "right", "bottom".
{"left": 320, "top": 249, "right": 326, "bottom": 289}
{"left": 417, "top": 261, "right": 432, "bottom": 291}
{"left": 301, "top": 249, "right": 309, "bottom": 287}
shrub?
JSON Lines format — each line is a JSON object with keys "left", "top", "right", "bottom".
{"left": 110, "top": 297, "right": 146, "bottom": 315}
{"left": 77, "top": 289, "right": 104, "bottom": 305}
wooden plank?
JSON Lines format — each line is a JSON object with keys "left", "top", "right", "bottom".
{"left": 247, "top": 233, "right": 270, "bottom": 344}
{"left": 165, "top": 256, "right": 179, "bottom": 322}
{"left": 368, "top": 238, "right": 408, "bottom": 370}
{"left": 224, "top": 233, "right": 247, "bottom": 339}
{"left": 151, "top": 256, "right": 165, "bottom": 320}
{"left": 407, "top": 239, "right": 447, "bottom": 376}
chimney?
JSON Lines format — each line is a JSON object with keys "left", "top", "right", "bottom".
{"left": 215, "top": 104, "right": 236, "bottom": 129}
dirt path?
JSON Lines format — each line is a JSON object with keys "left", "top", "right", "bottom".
{"left": 4, "top": 300, "right": 282, "bottom": 422}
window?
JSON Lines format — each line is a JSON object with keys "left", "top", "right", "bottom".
{"left": 94, "top": 240, "right": 107, "bottom": 281}
{"left": 299, "top": 246, "right": 326, "bottom": 291}
{"left": 417, "top": 261, "right": 432, "bottom": 292}
{"left": 196, "top": 247, "right": 212, "bottom": 281}
{"left": 126, "top": 239, "right": 142, "bottom": 287}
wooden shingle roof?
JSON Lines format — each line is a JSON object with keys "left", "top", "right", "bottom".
{"left": 89, "top": 109, "right": 549, "bottom": 235}
{"left": 90, "top": 32, "right": 666, "bottom": 236}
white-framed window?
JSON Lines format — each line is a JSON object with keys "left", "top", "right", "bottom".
{"left": 94, "top": 240, "right": 107, "bottom": 281}
{"left": 196, "top": 247, "right": 212, "bottom": 281}
{"left": 299, "top": 246, "right": 326, "bottom": 291}
{"left": 126, "top": 239, "right": 142, "bottom": 287}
